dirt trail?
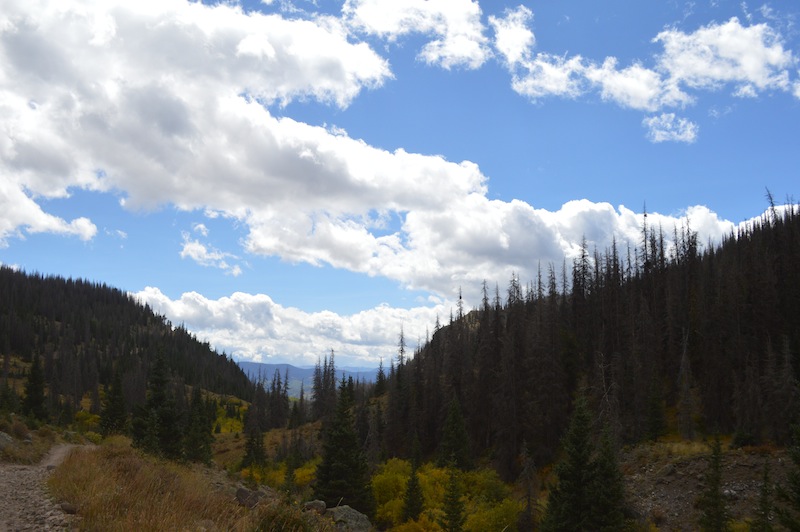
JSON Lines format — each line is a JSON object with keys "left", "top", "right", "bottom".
{"left": 0, "top": 445, "right": 82, "bottom": 531}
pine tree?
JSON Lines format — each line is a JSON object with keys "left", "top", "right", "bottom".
{"left": 442, "top": 463, "right": 465, "bottom": 532}
{"left": 402, "top": 466, "right": 424, "bottom": 522}
{"left": 541, "top": 395, "right": 597, "bottom": 532}
{"left": 438, "top": 397, "right": 471, "bottom": 470}
{"left": 516, "top": 441, "right": 538, "bottom": 532}
{"left": 184, "top": 386, "right": 213, "bottom": 464}
{"left": 697, "top": 434, "right": 731, "bottom": 532}
{"left": 750, "top": 460, "right": 774, "bottom": 532}
{"left": 314, "top": 378, "right": 374, "bottom": 516}
{"left": 374, "top": 359, "right": 386, "bottom": 396}
{"left": 241, "top": 401, "right": 266, "bottom": 469}
{"left": 130, "top": 353, "right": 183, "bottom": 459}
{"left": 100, "top": 369, "right": 127, "bottom": 435}
{"left": 23, "top": 353, "right": 47, "bottom": 421}
{"left": 592, "top": 427, "right": 626, "bottom": 531}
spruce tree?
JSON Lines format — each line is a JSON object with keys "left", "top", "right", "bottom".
{"left": 592, "top": 427, "right": 627, "bottom": 531}
{"left": 314, "top": 378, "right": 374, "bottom": 516}
{"left": 541, "top": 396, "right": 596, "bottom": 531}
{"left": 241, "top": 402, "right": 266, "bottom": 469}
{"left": 100, "top": 370, "right": 127, "bottom": 435}
{"left": 184, "top": 387, "right": 213, "bottom": 464}
{"left": 442, "top": 463, "right": 465, "bottom": 532}
{"left": 438, "top": 397, "right": 472, "bottom": 470}
{"left": 697, "top": 434, "right": 731, "bottom": 532}
{"left": 131, "top": 354, "right": 183, "bottom": 459}
{"left": 402, "top": 466, "right": 424, "bottom": 522}
{"left": 751, "top": 460, "right": 774, "bottom": 532}
{"left": 516, "top": 441, "right": 538, "bottom": 532}
{"left": 23, "top": 353, "right": 47, "bottom": 421}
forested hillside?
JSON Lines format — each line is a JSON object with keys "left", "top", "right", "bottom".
{"left": 0, "top": 267, "right": 253, "bottom": 419}
{"left": 374, "top": 204, "right": 800, "bottom": 481}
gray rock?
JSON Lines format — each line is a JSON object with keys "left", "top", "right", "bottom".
{"left": 326, "top": 505, "right": 372, "bottom": 531}
{"left": 304, "top": 499, "right": 327, "bottom": 515}
{"left": 0, "top": 431, "right": 12, "bottom": 449}
{"left": 60, "top": 502, "right": 78, "bottom": 514}
{"left": 235, "top": 487, "right": 261, "bottom": 508}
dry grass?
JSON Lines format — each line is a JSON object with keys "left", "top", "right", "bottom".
{"left": 0, "top": 416, "right": 61, "bottom": 464}
{"left": 48, "top": 436, "right": 333, "bottom": 531}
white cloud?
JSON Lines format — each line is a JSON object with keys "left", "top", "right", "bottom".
{"left": 510, "top": 53, "right": 587, "bottom": 100}
{"left": 0, "top": 0, "right": 390, "bottom": 242}
{"left": 654, "top": 17, "right": 794, "bottom": 94}
{"left": 643, "top": 113, "right": 699, "bottom": 143}
{"left": 489, "top": 5, "right": 534, "bottom": 67}
{"left": 493, "top": 13, "right": 797, "bottom": 139}
{"left": 137, "top": 199, "right": 739, "bottom": 365}
{"left": 193, "top": 223, "right": 209, "bottom": 237}
{"left": 180, "top": 232, "right": 242, "bottom": 277}
{"left": 0, "top": 178, "right": 97, "bottom": 246}
{"left": 343, "top": 0, "right": 490, "bottom": 69}
{"left": 134, "top": 286, "right": 446, "bottom": 366}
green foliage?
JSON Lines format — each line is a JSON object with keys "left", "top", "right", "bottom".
{"left": 750, "top": 460, "right": 774, "bottom": 532}
{"left": 100, "top": 370, "right": 127, "bottom": 436}
{"left": 402, "top": 466, "right": 424, "bottom": 522}
{"left": 696, "top": 434, "right": 731, "bottom": 532}
{"left": 541, "top": 396, "right": 596, "bottom": 531}
{"left": 441, "top": 465, "right": 466, "bottom": 532}
{"left": 438, "top": 397, "right": 472, "bottom": 471}
{"left": 592, "top": 428, "right": 626, "bottom": 531}
{"left": 241, "top": 406, "right": 267, "bottom": 469}
{"left": 314, "top": 378, "right": 374, "bottom": 516}
{"left": 130, "top": 353, "right": 183, "bottom": 460}
{"left": 541, "top": 395, "right": 627, "bottom": 532}
{"left": 23, "top": 354, "right": 47, "bottom": 421}
{"left": 184, "top": 387, "right": 213, "bottom": 464}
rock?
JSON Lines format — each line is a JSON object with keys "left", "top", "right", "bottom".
{"left": 326, "top": 505, "right": 372, "bottom": 531}
{"left": 0, "top": 431, "right": 12, "bottom": 449}
{"left": 304, "top": 499, "right": 327, "bottom": 515}
{"left": 659, "top": 463, "right": 676, "bottom": 476}
{"left": 235, "top": 487, "right": 261, "bottom": 508}
{"left": 60, "top": 502, "right": 78, "bottom": 514}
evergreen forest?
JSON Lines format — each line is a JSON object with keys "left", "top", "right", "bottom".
{"left": 2, "top": 203, "right": 800, "bottom": 530}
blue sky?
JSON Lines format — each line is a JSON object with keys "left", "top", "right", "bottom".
{"left": 1, "top": 0, "right": 799, "bottom": 367}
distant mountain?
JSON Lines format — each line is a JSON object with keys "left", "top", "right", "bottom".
{"left": 237, "top": 361, "right": 378, "bottom": 398}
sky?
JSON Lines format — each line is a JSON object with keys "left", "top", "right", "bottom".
{"left": 1, "top": 0, "right": 799, "bottom": 368}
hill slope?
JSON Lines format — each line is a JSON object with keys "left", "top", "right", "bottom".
{"left": 0, "top": 267, "right": 253, "bottom": 412}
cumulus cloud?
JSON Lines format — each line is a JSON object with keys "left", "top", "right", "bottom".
{"left": 180, "top": 232, "right": 242, "bottom": 277}
{"left": 343, "top": 0, "right": 490, "bottom": 69}
{"left": 654, "top": 17, "right": 793, "bottom": 94}
{"left": 0, "top": 0, "right": 390, "bottom": 232}
{"left": 643, "top": 113, "right": 699, "bottom": 143}
{"left": 489, "top": 5, "right": 534, "bottom": 68}
{"left": 134, "top": 286, "right": 446, "bottom": 366}
{"left": 138, "top": 199, "right": 738, "bottom": 364}
{"left": 0, "top": 178, "right": 97, "bottom": 246}
{"left": 491, "top": 11, "right": 796, "bottom": 140}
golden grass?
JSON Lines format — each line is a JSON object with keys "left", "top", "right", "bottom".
{"left": 0, "top": 416, "right": 61, "bottom": 464}
{"left": 48, "top": 436, "right": 333, "bottom": 531}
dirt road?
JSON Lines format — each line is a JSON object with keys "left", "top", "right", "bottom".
{"left": 0, "top": 445, "right": 80, "bottom": 531}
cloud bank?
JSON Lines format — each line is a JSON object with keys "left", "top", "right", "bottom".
{"left": 1, "top": 0, "right": 794, "bottom": 363}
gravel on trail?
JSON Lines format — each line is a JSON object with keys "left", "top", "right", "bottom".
{"left": 0, "top": 445, "right": 81, "bottom": 532}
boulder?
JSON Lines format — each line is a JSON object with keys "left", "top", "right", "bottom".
{"left": 303, "top": 499, "right": 326, "bottom": 515}
{"left": 325, "top": 505, "right": 372, "bottom": 531}
{"left": 235, "top": 487, "right": 261, "bottom": 508}
{"left": 0, "top": 431, "right": 12, "bottom": 449}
